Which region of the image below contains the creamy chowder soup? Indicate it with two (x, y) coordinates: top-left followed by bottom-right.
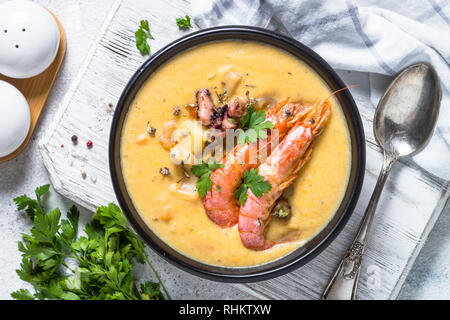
(121, 40), (351, 267)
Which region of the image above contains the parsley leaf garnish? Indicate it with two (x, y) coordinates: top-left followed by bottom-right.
(276, 209), (289, 218)
(135, 19), (154, 55)
(176, 15), (193, 30)
(237, 106), (274, 145)
(234, 168), (272, 205)
(191, 160), (224, 197)
(11, 289), (35, 300)
(11, 185), (170, 300)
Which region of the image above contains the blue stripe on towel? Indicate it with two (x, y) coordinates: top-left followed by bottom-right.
(417, 0), (448, 21)
(298, 10), (351, 34)
(346, 0), (396, 75)
(428, 0), (450, 26)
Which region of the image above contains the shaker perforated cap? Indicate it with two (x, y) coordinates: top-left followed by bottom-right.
(0, 0), (60, 79)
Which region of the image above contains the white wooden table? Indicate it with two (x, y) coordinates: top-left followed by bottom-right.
(0, 0), (449, 300)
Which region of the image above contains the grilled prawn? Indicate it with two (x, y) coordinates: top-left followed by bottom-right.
(238, 99), (331, 250)
(203, 98), (313, 228)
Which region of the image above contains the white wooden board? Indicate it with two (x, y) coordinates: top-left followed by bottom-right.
(39, 0), (449, 300)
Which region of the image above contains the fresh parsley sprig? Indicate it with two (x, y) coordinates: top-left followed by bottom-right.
(191, 160), (224, 197)
(237, 106), (274, 145)
(135, 19), (154, 55)
(234, 168), (272, 205)
(176, 15), (193, 30)
(11, 185), (170, 300)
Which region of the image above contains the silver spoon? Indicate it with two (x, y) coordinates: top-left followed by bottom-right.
(322, 63), (441, 300)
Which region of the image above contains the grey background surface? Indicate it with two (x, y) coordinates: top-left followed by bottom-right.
(0, 0), (448, 299)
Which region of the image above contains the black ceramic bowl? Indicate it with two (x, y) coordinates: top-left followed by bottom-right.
(109, 26), (365, 282)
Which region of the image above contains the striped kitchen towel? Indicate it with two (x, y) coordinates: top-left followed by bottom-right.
(192, 0), (450, 181)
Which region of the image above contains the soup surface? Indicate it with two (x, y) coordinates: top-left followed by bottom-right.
(121, 40), (351, 267)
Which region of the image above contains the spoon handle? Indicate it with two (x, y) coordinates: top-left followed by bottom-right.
(321, 155), (396, 300)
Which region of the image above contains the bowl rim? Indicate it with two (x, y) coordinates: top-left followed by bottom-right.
(109, 25), (366, 283)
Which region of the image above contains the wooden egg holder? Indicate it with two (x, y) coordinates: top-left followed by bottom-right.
(0, 10), (66, 163)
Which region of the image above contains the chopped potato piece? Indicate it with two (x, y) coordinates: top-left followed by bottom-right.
(159, 120), (178, 149)
(169, 181), (199, 201)
(158, 205), (173, 221)
(135, 133), (148, 144)
(170, 120), (210, 165)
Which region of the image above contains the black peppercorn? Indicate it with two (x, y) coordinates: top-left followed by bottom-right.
(159, 167), (170, 176)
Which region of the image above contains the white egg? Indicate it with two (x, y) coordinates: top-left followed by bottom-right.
(0, 0), (60, 79)
(0, 80), (30, 157)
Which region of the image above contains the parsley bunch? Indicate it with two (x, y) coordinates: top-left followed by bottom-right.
(234, 168), (272, 205)
(11, 185), (170, 300)
(237, 106), (274, 145)
(191, 160), (224, 197)
(135, 19), (154, 55)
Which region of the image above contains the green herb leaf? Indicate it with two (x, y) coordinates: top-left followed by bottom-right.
(176, 15), (193, 30)
(60, 205), (79, 243)
(191, 160), (224, 197)
(14, 184), (50, 220)
(238, 106), (274, 145)
(140, 282), (163, 300)
(277, 209), (289, 218)
(12, 185), (170, 300)
(35, 184), (50, 201)
(234, 184), (248, 206)
(11, 289), (35, 300)
(234, 168), (272, 205)
(135, 19), (154, 55)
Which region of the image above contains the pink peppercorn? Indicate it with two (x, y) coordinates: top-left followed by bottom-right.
(86, 140), (93, 148)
